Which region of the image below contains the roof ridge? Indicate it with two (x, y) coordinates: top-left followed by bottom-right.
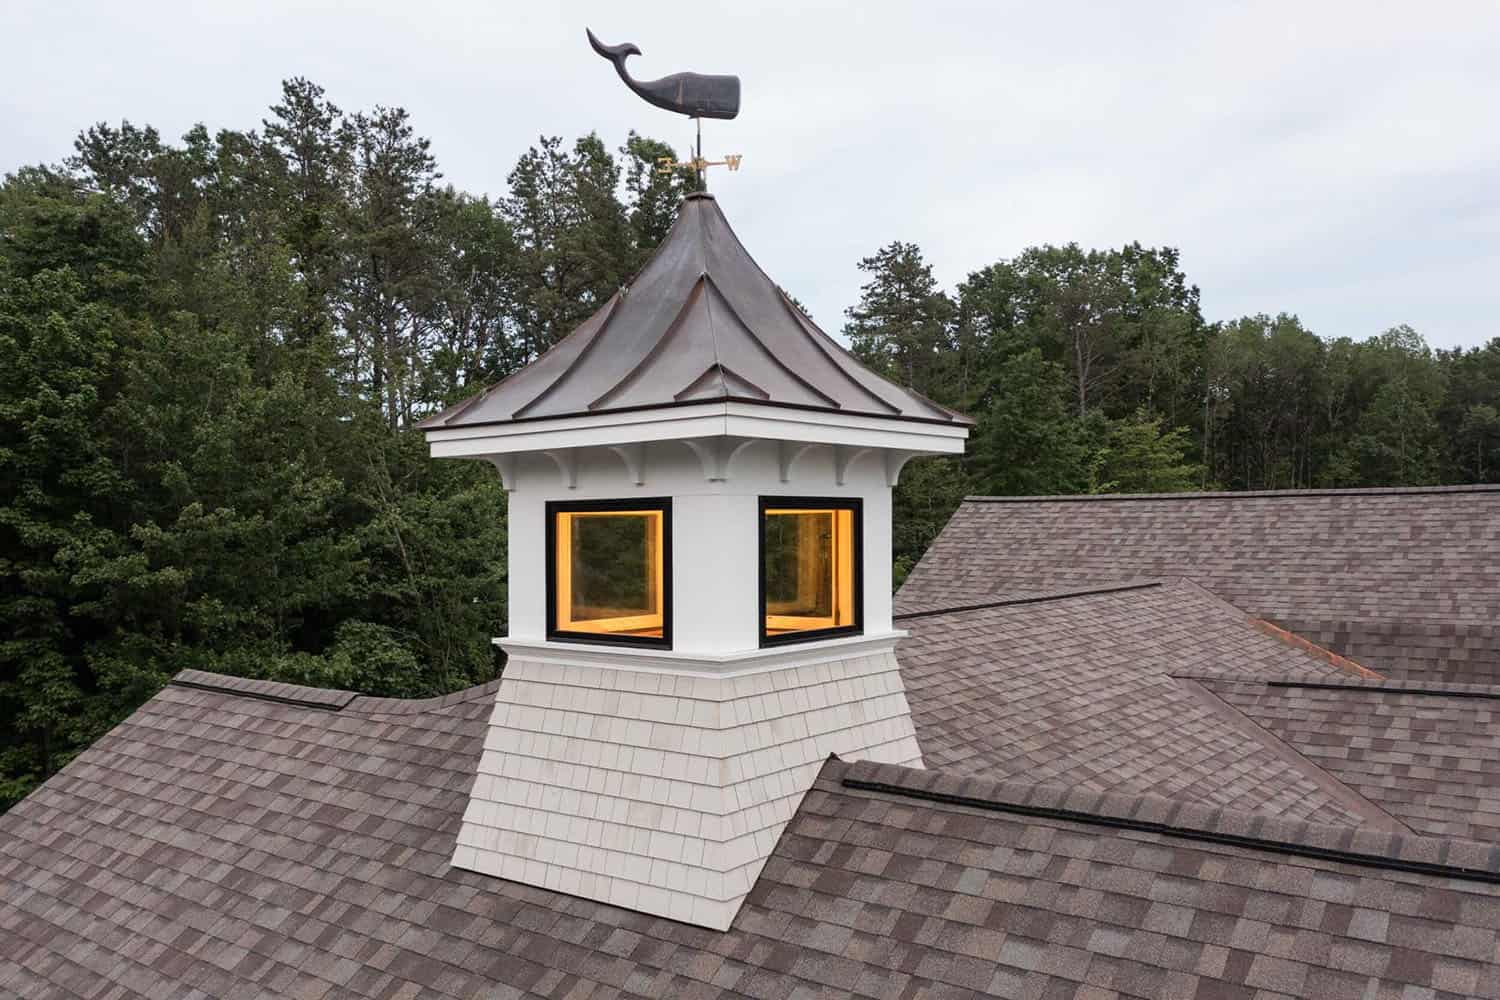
(892, 581), (1164, 620)
(1185, 675), (1500, 700)
(168, 669), (503, 714)
(837, 759), (1500, 883)
(963, 484), (1500, 503)
(170, 669), (357, 709)
(1173, 677), (1411, 833)
(347, 677), (505, 714)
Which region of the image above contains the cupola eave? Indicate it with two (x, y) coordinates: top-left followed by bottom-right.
(419, 192), (972, 457)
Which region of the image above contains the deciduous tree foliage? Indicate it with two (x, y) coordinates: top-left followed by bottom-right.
(1, 81), (1494, 808)
(0, 81), (690, 808)
(844, 241), (1494, 575)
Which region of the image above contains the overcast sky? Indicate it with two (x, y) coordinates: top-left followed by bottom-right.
(4, 2), (1497, 349)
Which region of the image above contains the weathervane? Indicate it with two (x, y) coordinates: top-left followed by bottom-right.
(586, 28), (743, 188)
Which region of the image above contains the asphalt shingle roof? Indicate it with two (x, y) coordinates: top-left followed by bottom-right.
(6, 672), (1500, 1000)
(896, 580), (1390, 827)
(897, 485), (1500, 682)
(6, 483), (1500, 997)
(1196, 676), (1500, 844)
(822, 760), (1500, 1000)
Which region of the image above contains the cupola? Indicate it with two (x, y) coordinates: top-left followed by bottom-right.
(423, 192), (970, 929)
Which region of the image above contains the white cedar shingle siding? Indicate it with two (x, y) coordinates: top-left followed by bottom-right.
(452, 651), (923, 929)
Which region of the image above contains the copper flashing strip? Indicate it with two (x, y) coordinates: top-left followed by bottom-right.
(1247, 619), (1382, 678)
(1175, 678), (1411, 833)
(423, 300), (616, 427)
(673, 363), (770, 402)
(892, 581), (1164, 621)
(782, 296), (962, 422)
(511, 293), (624, 419)
(171, 669), (506, 715)
(774, 295), (904, 415)
(588, 277), (717, 411)
(701, 275), (842, 409)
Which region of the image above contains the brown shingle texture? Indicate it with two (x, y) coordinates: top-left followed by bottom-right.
(818, 759), (1500, 999)
(1197, 677), (1500, 844)
(896, 581), (1379, 825)
(897, 486), (1500, 682)
(6, 674), (1500, 1000)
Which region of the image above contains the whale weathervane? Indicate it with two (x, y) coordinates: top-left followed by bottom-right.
(586, 29), (740, 120)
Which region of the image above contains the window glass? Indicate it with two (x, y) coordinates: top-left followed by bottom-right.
(762, 503), (858, 641)
(553, 506), (666, 641)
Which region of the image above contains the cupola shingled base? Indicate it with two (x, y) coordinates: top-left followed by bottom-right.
(459, 638), (921, 930)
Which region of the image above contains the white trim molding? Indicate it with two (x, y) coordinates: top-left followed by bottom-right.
(426, 401), (968, 460)
(497, 630), (908, 679)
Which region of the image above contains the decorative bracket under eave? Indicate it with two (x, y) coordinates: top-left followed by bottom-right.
(542, 448), (579, 489)
(683, 436), (756, 482)
(487, 455), (517, 492)
(609, 443), (647, 486)
(777, 441), (817, 483)
(833, 446), (872, 486)
(883, 450), (919, 488)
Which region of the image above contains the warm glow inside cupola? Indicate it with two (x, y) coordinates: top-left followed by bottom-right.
(422, 192), (970, 929)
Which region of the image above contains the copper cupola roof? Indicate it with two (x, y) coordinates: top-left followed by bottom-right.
(420, 193), (972, 430)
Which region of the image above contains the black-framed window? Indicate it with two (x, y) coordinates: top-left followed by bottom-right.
(546, 498), (672, 648)
(759, 496), (863, 647)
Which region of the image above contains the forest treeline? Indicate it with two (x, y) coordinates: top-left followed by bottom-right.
(847, 242), (1500, 579)
(2, 79), (1496, 808)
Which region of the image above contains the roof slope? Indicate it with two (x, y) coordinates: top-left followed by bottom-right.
(897, 485), (1500, 682)
(5, 676), (1500, 1000)
(895, 581), (1398, 828)
(816, 760), (1500, 1000)
(421, 193), (969, 430)
(1197, 677), (1500, 844)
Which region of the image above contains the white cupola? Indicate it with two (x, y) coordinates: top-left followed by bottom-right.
(422, 192), (970, 930)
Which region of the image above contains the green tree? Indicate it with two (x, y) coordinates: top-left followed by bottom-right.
(846, 242), (969, 576)
(1203, 314), (1327, 490)
(1437, 338), (1500, 482)
(1456, 404), (1500, 483)
(420, 189), (519, 396)
(621, 131), (699, 251)
(843, 241), (956, 395)
(503, 134), (635, 358)
(0, 265), (132, 801)
(340, 104), (440, 425)
(1327, 326), (1446, 486)
(1086, 410), (1203, 494)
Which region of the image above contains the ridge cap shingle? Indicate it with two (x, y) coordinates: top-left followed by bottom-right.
(962, 483), (1500, 503)
(835, 758), (1500, 882)
(168, 668), (503, 715)
(1185, 673), (1500, 699)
